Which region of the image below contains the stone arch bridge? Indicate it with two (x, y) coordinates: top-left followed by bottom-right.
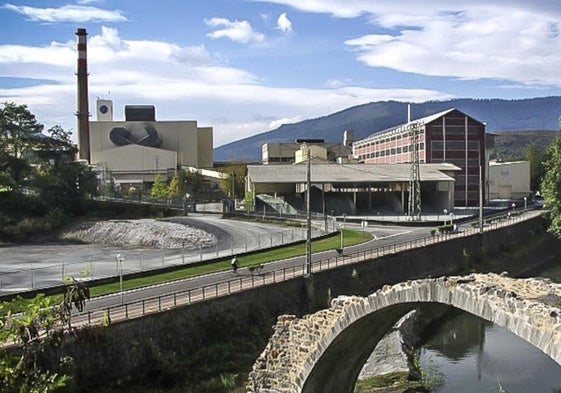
(247, 273), (561, 393)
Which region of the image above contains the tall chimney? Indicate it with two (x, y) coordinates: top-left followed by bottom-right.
(407, 103), (411, 123)
(76, 28), (90, 162)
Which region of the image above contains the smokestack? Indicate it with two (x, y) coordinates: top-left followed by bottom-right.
(407, 103), (411, 123)
(76, 28), (90, 162)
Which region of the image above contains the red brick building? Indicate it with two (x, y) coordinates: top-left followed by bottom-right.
(353, 108), (486, 207)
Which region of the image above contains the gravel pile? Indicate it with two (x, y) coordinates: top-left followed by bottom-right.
(62, 219), (217, 249)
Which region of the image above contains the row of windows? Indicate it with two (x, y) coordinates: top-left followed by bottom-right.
(355, 132), (424, 149)
(358, 143), (425, 159)
(429, 125), (482, 137)
(431, 140), (481, 151)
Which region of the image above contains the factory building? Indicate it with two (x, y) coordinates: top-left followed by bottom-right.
(89, 99), (213, 188)
(262, 131), (355, 164)
(488, 161), (531, 200)
(246, 157), (460, 215)
(74, 28), (213, 193)
(352, 108), (488, 207)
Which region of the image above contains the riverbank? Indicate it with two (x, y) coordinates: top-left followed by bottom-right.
(35, 214), (561, 392)
(355, 228), (561, 393)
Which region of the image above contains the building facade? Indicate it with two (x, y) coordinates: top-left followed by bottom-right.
(353, 108), (486, 207)
(89, 100), (213, 187)
(488, 161), (531, 200)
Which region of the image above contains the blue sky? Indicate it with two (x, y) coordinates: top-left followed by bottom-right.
(1, 0), (560, 147)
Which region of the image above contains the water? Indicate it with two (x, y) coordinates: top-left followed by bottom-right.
(419, 310), (561, 393)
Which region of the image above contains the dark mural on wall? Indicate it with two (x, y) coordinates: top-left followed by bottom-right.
(109, 124), (163, 148)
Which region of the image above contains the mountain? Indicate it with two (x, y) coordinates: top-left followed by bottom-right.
(493, 130), (561, 160)
(213, 96), (561, 162)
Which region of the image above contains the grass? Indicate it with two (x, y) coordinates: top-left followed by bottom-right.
(354, 372), (426, 392)
(88, 228), (371, 297)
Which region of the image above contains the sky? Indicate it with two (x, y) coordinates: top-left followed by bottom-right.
(1, 1), (560, 147)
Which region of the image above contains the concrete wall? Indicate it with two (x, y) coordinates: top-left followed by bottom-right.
(42, 215), (559, 389)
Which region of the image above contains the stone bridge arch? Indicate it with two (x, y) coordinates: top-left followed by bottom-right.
(247, 273), (561, 393)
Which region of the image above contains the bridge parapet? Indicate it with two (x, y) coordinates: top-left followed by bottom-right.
(247, 273), (561, 393)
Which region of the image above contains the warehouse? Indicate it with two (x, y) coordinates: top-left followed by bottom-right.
(246, 161), (460, 215)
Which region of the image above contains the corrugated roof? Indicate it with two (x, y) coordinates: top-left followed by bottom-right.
(362, 108), (457, 141)
(248, 163), (459, 184)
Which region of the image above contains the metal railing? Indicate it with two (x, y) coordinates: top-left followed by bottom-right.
(0, 225), (329, 295)
(71, 212), (533, 327)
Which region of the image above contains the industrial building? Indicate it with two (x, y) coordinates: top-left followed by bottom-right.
(247, 142), (461, 215)
(352, 108), (489, 207)
(89, 100), (213, 188)
(488, 161), (531, 200)
(262, 131), (354, 164)
(74, 28), (213, 193)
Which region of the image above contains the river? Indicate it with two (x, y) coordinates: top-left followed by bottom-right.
(419, 263), (561, 393)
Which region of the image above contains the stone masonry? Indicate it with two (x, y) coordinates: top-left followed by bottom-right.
(247, 273), (561, 393)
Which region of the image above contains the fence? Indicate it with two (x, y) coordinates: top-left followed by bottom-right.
(70, 212), (532, 328)
(0, 225), (329, 295)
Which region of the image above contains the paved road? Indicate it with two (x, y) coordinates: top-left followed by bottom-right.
(0, 214), (324, 293)
(80, 210), (540, 317)
(82, 221), (430, 312)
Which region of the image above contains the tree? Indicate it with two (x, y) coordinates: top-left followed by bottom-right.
(542, 135), (561, 235)
(0, 295), (70, 392)
(168, 172), (182, 198)
(150, 173), (168, 199)
(0, 102), (43, 191)
(185, 170), (204, 200)
(525, 144), (546, 192)
(218, 163), (246, 198)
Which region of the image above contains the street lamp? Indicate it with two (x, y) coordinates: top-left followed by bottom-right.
(449, 212), (454, 227)
(524, 197), (527, 210)
(116, 253), (124, 305)
(443, 209), (448, 226)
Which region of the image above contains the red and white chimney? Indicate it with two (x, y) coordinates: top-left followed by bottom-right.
(76, 28), (90, 162)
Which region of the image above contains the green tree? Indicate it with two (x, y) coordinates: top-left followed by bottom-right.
(151, 173), (168, 199)
(525, 144), (546, 192)
(542, 135), (561, 234)
(185, 170), (203, 200)
(0, 102), (43, 191)
(218, 163), (246, 198)
(0, 295), (71, 392)
(168, 173), (182, 198)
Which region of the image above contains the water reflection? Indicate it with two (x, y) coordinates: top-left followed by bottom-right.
(419, 310), (561, 393)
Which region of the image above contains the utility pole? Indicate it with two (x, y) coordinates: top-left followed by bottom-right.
(306, 145), (312, 276)
(408, 121), (422, 220)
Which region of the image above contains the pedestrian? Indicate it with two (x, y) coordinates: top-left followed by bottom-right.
(231, 255), (239, 272)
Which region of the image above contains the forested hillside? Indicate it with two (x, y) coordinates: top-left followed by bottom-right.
(493, 130), (561, 161)
(214, 96), (561, 161)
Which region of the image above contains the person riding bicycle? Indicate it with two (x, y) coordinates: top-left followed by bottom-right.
(231, 256), (239, 272)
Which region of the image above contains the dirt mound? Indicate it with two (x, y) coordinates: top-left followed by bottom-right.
(62, 219), (217, 249)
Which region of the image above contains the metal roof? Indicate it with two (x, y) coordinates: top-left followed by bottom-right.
(360, 108), (485, 142)
(247, 163), (459, 184)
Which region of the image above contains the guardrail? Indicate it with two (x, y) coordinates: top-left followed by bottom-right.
(71, 212), (534, 327)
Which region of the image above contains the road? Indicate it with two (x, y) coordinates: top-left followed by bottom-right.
(82, 221), (430, 312)
(0, 214), (324, 293)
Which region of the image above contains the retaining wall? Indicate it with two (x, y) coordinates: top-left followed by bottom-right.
(42, 215), (560, 390)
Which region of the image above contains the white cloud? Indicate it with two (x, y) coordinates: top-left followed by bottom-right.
(277, 13), (292, 33)
(0, 25), (453, 147)
(345, 5), (561, 87)
(204, 17), (265, 44)
(257, 1), (561, 88)
(3, 3), (127, 23)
